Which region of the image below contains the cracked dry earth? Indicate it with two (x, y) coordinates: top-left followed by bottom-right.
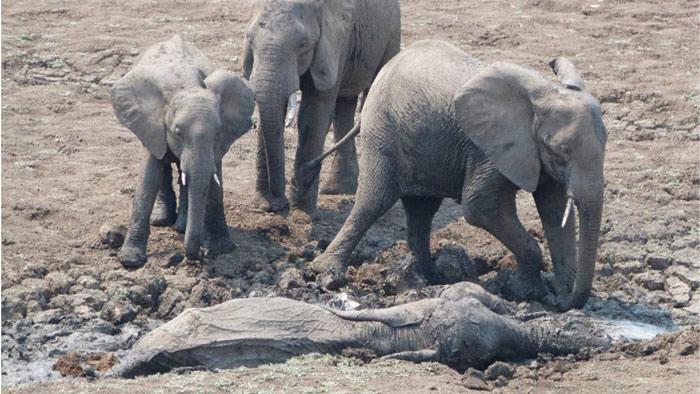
(2, 0), (699, 392)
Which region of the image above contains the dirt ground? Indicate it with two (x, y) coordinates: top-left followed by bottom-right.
(2, 0), (699, 392)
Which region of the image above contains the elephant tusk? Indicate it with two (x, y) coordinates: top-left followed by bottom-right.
(561, 197), (574, 228)
(213, 173), (221, 187)
(285, 91), (300, 128)
(181, 172), (186, 187)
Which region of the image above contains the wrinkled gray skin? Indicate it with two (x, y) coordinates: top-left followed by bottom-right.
(243, 0), (400, 213)
(311, 40), (608, 311)
(112, 35), (255, 267)
(108, 282), (609, 378)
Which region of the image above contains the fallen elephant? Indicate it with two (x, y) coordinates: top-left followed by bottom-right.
(109, 282), (610, 377)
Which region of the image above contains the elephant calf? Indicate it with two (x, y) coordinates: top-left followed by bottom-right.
(111, 35), (255, 268)
(311, 40), (608, 310)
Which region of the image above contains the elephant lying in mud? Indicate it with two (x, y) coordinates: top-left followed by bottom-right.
(309, 40), (608, 310)
(112, 35), (255, 267)
(109, 282), (609, 378)
(243, 0), (401, 214)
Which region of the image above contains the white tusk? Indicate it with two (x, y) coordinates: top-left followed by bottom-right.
(213, 173), (221, 187)
(181, 172), (186, 187)
(285, 91), (300, 127)
(561, 197), (574, 228)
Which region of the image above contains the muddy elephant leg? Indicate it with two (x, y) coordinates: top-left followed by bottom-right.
(290, 79), (339, 214)
(321, 95), (359, 195)
(204, 160), (235, 256)
(118, 151), (164, 268)
(174, 163), (187, 234)
(401, 196), (443, 280)
(462, 167), (546, 301)
(150, 161), (177, 226)
(311, 152), (400, 290)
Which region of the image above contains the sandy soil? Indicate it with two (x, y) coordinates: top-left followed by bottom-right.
(2, 0), (699, 392)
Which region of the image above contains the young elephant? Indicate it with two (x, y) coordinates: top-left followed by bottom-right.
(112, 35), (255, 268)
(311, 40), (607, 311)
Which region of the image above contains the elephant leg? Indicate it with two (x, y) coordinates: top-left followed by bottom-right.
(174, 163), (187, 234)
(401, 196), (443, 280)
(204, 161), (235, 257)
(290, 79), (339, 214)
(118, 151), (164, 268)
(320, 95), (359, 195)
(462, 167), (546, 301)
(150, 161), (177, 227)
(252, 127), (290, 213)
(533, 172), (577, 297)
(311, 152), (400, 290)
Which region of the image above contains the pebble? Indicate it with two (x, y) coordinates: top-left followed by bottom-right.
(665, 276), (691, 307)
(462, 368), (490, 391)
(644, 255), (671, 271)
(99, 223), (126, 249)
(485, 361), (515, 380)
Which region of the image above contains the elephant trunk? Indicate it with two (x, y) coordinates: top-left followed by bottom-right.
(250, 54), (299, 197)
(518, 324), (609, 357)
(559, 174), (604, 310)
(183, 150), (214, 260)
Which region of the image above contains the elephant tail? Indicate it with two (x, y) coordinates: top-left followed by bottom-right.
(301, 119), (362, 173)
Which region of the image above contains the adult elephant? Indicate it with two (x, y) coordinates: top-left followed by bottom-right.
(242, 0), (401, 214)
(310, 40), (608, 311)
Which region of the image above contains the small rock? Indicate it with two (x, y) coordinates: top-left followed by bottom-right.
(433, 246), (477, 284)
(99, 223), (126, 249)
(77, 275), (100, 290)
(45, 271), (74, 295)
(278, 268), (305, 290)
(529, 360), (539, 370)
(615, 260), (644, 275)
(644, 255), (671, 271)
(328, 293), (360, 311)
(462, 368), (490, 391)
(22, 263), (49, 279)
(634, 271), (665, 291)
(494, 375), (509, 387)
(666, 264), (700, 290)
(484, 361), (515, 380)
(550, 360), (572, 374)
(100, 298), (138, 325)
(32, 308), (63, 324)
(665, 276), (691, 307)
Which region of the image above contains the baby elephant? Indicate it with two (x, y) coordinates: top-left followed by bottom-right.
(112, 35), (255, 268)
(311, 40), (607, 311)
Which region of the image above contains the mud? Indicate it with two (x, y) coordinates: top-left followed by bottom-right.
(2, 0), (698, 391)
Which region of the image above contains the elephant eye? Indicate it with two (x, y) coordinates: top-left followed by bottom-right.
(174, 126), (182, 137)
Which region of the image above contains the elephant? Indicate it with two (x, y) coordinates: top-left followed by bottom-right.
(111, 35), (255, 268)
(108, 282), (610, 377)
(309, 40), (608, 311)
(242, 0), (401, 214)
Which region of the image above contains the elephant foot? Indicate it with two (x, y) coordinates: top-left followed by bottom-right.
(150, 201), (177, 227)
(499, 267), (548, 302)
(203, 234), (236, 258)
(117, 244), (147, 269)
(311, 253), (346, 291)
(174, 213), (187, 234)
(252, 192), (289, 213)
(320, 176), (358, 195)
(289, 208), (317, 224)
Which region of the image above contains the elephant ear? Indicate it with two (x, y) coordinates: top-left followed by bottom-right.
(310, 0), (355, 91)
(204, 70), (255, 151)
(111, 66), (167, 159)
(453, 63), (551, 192)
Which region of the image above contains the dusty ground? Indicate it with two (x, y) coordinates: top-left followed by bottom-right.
(2, 0), (699, 392)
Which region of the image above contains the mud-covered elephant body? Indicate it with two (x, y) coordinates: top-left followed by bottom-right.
(243, 0), (401, 213)
(312, 40), (608, 310)
(109, 282), (609, 377)
(112, 35), (255, 267)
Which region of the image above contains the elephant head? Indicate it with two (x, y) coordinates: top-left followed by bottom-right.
(111, 68), (254, 259)
(453, 59), (607, 310)
(242, 0), (354, 194)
